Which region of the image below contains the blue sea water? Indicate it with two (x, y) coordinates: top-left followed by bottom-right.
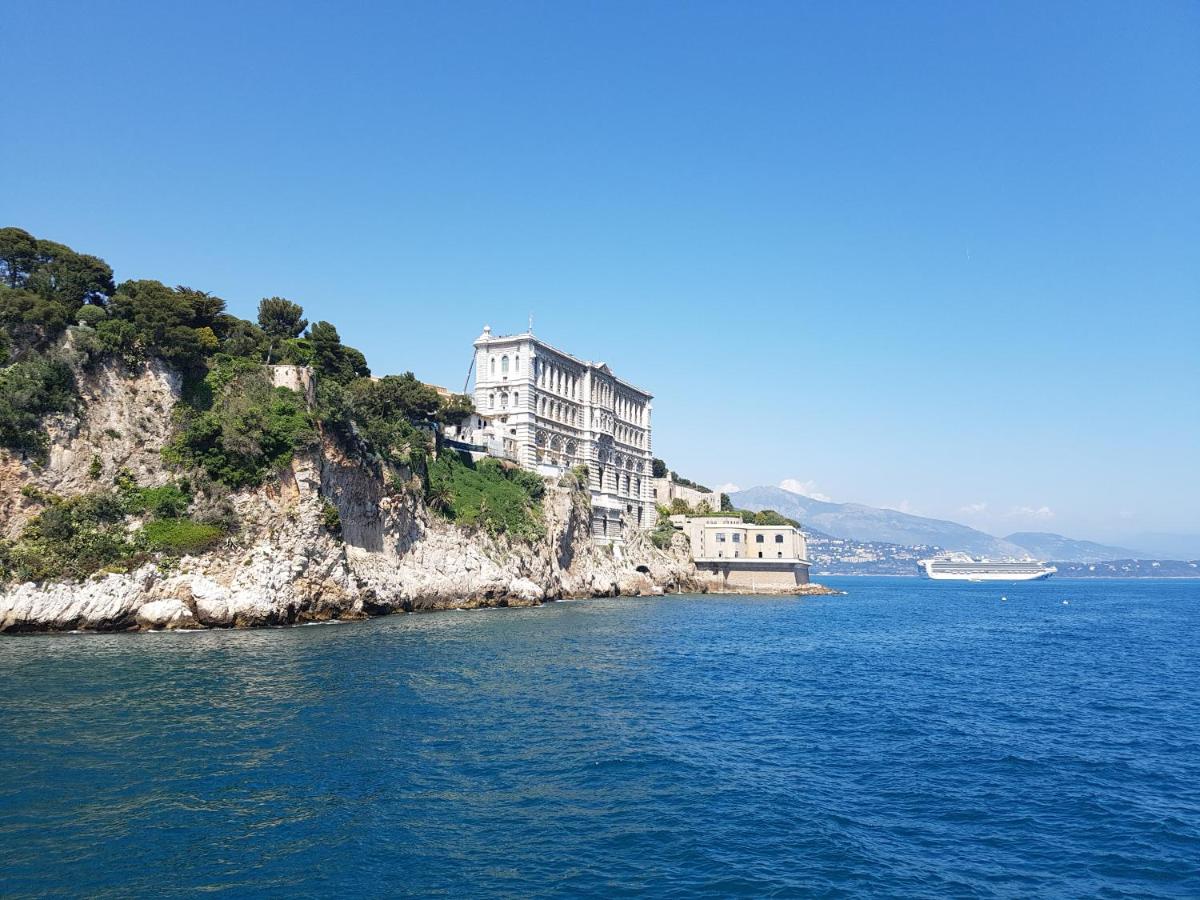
(1, 577), (1198, 898)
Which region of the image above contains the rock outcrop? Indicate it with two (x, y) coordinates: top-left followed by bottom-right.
(0, 361), (702, 633)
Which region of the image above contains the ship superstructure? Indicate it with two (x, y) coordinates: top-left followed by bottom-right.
(918, 552), (1056, 581)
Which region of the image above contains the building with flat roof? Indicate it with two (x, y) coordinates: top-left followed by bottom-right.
(670, 515), (811, 589)
(462, 325), (655, 541)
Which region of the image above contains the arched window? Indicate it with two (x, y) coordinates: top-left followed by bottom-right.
(488, 392), (495, 409)
(756, 534), (764, 543)
(501, 355), (510, 375)
(775, 534), (784, 543)
(514, 354), (520, 372)
(490, 358), (496, 375)
(513, 392), (519, 407)
(500, 392), (508, 409)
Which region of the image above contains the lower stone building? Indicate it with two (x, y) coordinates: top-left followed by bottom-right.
(670, 514), (811, 590)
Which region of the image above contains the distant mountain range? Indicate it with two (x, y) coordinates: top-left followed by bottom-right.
(1002, 532), (1137, 563)
(728, 486), (1193, 564)
(729, 486), (1024, 557)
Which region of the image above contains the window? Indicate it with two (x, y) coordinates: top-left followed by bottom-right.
(488, 392), (495, 409)
(490, 358), (496, 375)
(514, 354), (520, 372)
(775, 534), (784, 543)
(732, 534), (741, 543)
(501, 355), (510, 375)
(513, 392), (519, 407)
(716, 533), (726, 542)
(755, 534), (764, 543)
(758, 552), (763, 558)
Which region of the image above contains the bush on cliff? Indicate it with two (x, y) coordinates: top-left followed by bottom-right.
(344, 373), (438, 466)
(0, 474), (231, 582)
(0, 354), (76, 460)
(0, 491), (137, 582)
(140, 519), (225, 555)
(426, 451), (545, 541)
(169, 362), (316, 489)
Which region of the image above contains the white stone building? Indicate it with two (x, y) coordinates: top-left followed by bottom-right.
(465, 326), (655, 540)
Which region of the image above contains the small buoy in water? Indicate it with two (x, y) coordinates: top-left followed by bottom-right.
(1062, 600), (1070, 605)
(1001, 596), (1007, 602)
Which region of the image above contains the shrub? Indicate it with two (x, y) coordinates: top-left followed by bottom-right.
(426, 451), (545, 541)
(121, 480), (192, 518)
(140, 519), (225, 555)
(321, 501), (342, 534)
(0, 354), (76, 459)
(650, 516), (677, 550)
(1, 491), (135, 581)
(169, 364), (315, 488)
(76, 304), (107, 327)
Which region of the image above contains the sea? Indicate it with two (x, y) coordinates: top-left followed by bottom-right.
(1, 577), (1198, 898)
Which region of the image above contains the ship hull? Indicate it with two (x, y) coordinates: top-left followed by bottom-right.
(922, 569), (1054, 582)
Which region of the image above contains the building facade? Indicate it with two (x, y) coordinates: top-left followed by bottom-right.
(467, 326), (656, 540)
(670, 515), (811, 589)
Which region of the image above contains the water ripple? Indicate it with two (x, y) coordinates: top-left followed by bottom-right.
(1, 579), (1198, 897)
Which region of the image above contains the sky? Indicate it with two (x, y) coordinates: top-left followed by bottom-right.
(4, 1), (1198, 548)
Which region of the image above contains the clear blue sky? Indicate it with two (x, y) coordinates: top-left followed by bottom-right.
(4, 1), (1198, 547)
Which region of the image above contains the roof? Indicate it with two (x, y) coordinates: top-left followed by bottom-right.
(474, 328), (653, 398)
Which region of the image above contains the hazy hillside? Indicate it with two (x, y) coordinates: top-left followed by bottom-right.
(729, 486), (1024, 557)
(1004, 532), (1138, 563)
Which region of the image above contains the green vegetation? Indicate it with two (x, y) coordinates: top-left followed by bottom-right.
(344, 373), (440, 467)
(0, 474), (231, 582)
(321, 501), (342, 534)
(426, 451), (546, 541)
(0, 354), (76, 459)
(740, 508), (800, 527)
(650, 513), (677, 550)
(0, 226), (537, 578)
(169, 360), (316, 488)
(139, 519), (225, 555)
(0, 491), (135, 582)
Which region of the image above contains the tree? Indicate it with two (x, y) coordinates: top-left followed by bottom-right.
(175, 287), (226, 327)
(720, 493), (734, 512)
(99, 280), (209, 367)
(307, 320), (370, 383)
(436, 392), (474, 426)
(257, 297), (307, 339)
(652, 458), (667, 478)
(351, 372), (441, 422)
(0, 228), (38, 289)
(258, 298), (308, 364)
(0, 355), (76, 459)
(23, 240), (114, 310)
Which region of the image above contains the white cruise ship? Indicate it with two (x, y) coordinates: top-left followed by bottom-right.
(918, 552), (1056, 581)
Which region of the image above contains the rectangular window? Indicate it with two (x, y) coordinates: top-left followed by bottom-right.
(755, 534), (764, 543)
(715, 533), (726, 542)
(775, 534), (784, 543)
(732, 534), (741, 543)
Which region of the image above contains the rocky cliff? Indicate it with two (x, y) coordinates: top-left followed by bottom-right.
(0, 361), (700, 633)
